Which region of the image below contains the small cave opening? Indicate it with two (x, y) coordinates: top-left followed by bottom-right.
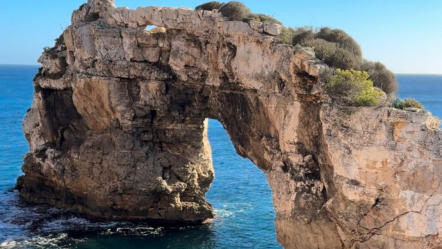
(145, 25), (156, 31)
(205, 119), (280, 248)
(145, 25), (166, 34)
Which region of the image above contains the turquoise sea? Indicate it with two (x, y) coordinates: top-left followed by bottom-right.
(0, 65), (441, 249)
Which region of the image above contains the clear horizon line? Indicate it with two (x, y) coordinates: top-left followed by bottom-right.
(395, 72), (442, 76)
(0, 64), (441, 76)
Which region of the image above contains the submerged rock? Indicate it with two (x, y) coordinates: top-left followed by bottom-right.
(18, 0), (441, 248)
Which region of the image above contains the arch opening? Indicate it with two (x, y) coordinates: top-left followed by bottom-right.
(205, 119), (280, 248)
(145, 25), (166, 34)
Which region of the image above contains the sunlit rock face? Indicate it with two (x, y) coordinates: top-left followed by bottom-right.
(17, 0), (441, 248)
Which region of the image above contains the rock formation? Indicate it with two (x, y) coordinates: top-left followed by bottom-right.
(17, 0), (441, 248)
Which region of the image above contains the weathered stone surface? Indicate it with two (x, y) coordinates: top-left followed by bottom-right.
(248, 19), (263, 32)
(263, 21), (282, 36)
(18, 1), (441, 248)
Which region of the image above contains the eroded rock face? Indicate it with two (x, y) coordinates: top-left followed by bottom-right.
(18, 0), (441, 248)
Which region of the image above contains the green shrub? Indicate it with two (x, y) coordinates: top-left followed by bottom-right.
(289, 27), (397, 96)
(291, 27), (361, 59)
(289, 28), (361, 70)
(353, 87), (384, 106)
(302, 39), (361, 70)
(325, 69), (366, 97)
(361, 61), (398, 95)
(316, 27), (362, 58)
(196, 1), (251, 20)
(219, 1), (251, 21)
(325, 69), (382, 106)
(278, 27), (296, 45)
(302, 39), (336, 60)
(195, 1), (223, 10)
(292, 28), (315, 45)
(392, 98), (423, 110)
(247, 13), (282, 24)
(329, 47), (361, 70)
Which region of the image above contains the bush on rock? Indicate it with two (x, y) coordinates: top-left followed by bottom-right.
(219, 1), (251, 21)
(393, 98), (423, 110)
(361, 61), (398, 95)
(325, 69), (383, 106)
(195, 1), (401, 105)
(195, 1), (223, 11)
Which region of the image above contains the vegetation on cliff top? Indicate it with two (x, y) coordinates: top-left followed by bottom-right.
(196, 1), (282, 24)
(392, 98), (423, 110)
(325, 69), (384, 106)
(196, 1), (401, 107)
(285, 27), (398, 96)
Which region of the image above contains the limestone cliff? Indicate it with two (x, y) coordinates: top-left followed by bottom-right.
(17, 0), (441, 248)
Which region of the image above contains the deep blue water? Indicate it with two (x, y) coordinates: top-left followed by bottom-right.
(0, 66), (441, 248)
(396, 74), (442, 117)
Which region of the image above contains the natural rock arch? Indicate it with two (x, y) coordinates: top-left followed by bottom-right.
(18, 1), (441, 248)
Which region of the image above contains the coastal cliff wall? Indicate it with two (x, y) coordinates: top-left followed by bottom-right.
(17, 0), (441, 248)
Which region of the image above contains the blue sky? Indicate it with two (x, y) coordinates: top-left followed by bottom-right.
(1, 0), (441, 74)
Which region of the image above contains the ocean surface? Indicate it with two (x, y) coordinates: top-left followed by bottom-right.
(0, 65), (441, 249)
